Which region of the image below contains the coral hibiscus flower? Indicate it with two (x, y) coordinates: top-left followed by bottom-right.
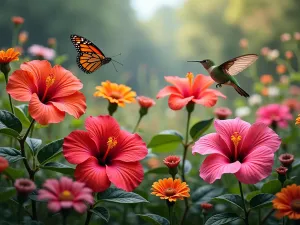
(192, 118), (281, 184)
(63, 115), (148, 192)
(6, 60), (86, 125)
(156, 72), (226, 110)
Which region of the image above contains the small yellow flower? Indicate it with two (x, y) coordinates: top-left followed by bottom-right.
(295, 114), (300, 126)
(0, 48), (20, 64)
(94, 81), (136, 107)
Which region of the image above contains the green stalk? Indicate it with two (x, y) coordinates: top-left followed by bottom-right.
(132, 115), (143, 133)
(238, 181), (249, 225)
(3, 71), (15, 114)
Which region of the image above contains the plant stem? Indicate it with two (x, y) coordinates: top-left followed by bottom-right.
(84, 210), (92, 225)
(260, 209), (275, 225)
(132, 115), (143, 133)
(238, 181), (249, 225)
(18, 204), (22, 224)
(122, 205), (128, 225)
(62, 213), (67, 225)
(4, 72), (15, 114)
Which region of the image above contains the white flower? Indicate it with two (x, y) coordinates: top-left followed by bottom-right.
(267, 49), (279, 61)
(235, 106), (251, 118)
(268, 86), (280, 97)
(248, 94), (262, 106)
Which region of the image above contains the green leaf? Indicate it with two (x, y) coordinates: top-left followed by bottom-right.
(97, 187), (149, 204)
(148, 134), (182, 153)
(0, 187), (16, 202)
(137, 214), (170, 225)
(0, 147), (23, 163)
(4, 167), (25, 179)
(54, 54), (68, 65)
(249, 193), (275, 210)
(192, 185), (224, 204)
(205, 213), (240, 225)
(145, 167), (169, 175)
(246, 191), (261, 202)
(159, 130), (184, 140)
(190, 118), (214, 140)
(261, 180), (281, 194)
(26, 138), (42, 155)
(14, 104), (31, 127)
(213, 194), (244, 211)
(37, 139), (64, 165)
(0, 110), (22, 133)
(0, 128), (20, 138)
(40, 162), (75, 175)
(90, 207), (110, 222)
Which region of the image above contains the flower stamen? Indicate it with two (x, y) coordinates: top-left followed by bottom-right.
(164, 188), (176, 196)
(102, 136), (118, 161)
(41, 74), (55, 102)
(291, 199), (300, 213)
(59, 190), (74, 201)
(186, 72), (194, 88)
(231, 132), (242, 161)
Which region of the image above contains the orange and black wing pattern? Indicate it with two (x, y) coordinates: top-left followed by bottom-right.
(70, 34), (109, 74)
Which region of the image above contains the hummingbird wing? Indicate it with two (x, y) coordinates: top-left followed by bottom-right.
(220, 54), (258, 76)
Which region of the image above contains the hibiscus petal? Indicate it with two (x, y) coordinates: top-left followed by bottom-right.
(29, 93), (65, 125)
(75, 157), (111, 192)
(156, 86), (181, 99)
(192, 74), (214, 97)
(200, 154), (241, 184)
(63, 130), (99, 164)
(235, 146), (274, 184)
(193, 89), (226, 107)
(73, 202), (88, 213)
(84, 115), (120, 151)
(164, 76), (190, 96)
(106, 161), (144, 192)
(168, 95), (194, 110)
(51, 91), (86, 119)
(6, 69), (37, 101)
(192, 133), (231, 157)
(109, 130), (147, 162)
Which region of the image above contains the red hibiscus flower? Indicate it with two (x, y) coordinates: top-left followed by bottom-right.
(63, 115), (148, 192)
(6, 60), (86, 125)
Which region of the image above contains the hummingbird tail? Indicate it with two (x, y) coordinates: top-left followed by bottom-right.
(232, 84), (250, 98)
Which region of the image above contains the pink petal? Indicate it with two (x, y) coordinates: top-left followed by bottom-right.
(43, 179), (60, 194)
(84, 115), (120, 151)
(109, 130), (147, 162)
(168, 95), (194, 110)
(48, 201), (61, 212)
(192, 133), (231, 157)
(156, 86), (181, 99)
(164, 76), (190, 96)
(278, 120), (288, 128)
(73, 202), (88, 213)
(106, 161), (144, 192)
(200, 154), (241, 184)
(60, 177), (73, 191)
(63, 130), (99, 164)
(60, 201), (73, 208)
(235, 146), (274, 184)
(214, 118), (250, 151)
(74, 193), (94, 204)
(75, 157), (111, 192)
(193, 89), (226, 107)
(38, 189), (58, 201)
(71, 181), (86, 196)
(192, 74), (214, 97)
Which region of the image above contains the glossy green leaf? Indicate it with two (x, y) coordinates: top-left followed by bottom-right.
(261, 180), (281, 194)
(159, 130), (183, 140)
(249, 193), (275, 210)
(0, 187), (16, 202)
(148, 134), (182, 153)
(246, 191), (261, 202)
(190, 118), (214, 140)
(192, 185), (224, 204)
(26, 138), (42, 155)
(14, 104), (31, 127)
(137, 213), (170, 225)
(0, 147), (23, 163)
(145, 167), (169, 175)
(97, 187), (148, 204)
(4, 167), (25, 179)
(205, 213), (240, 225)
(40, 162), (75, 175)
(90, 207), (110, 222)
(37, 139), (64, 165)
(0, 110), (22, 133)
(0, 128), (20, 138)
(213, 194), (244, 211)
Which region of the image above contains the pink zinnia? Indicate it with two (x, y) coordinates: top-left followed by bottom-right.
(63, 115), (148, 192)
(38, 177), (94, 213)
(28, 44), (55, 60)
(192, 118), (281, 184)
(256, 104), (293, 128)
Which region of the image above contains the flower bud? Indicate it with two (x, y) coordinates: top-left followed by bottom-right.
(285, 51), (293, 60)
(14, 178), (36, 204)
(18, 31), (28, 44)
(48, 38), (57, 48)
(163, 155), (181, 179)
(279, 153), (294, 167)
(276, 166), (288, 184)
(276, 64), (287, 75)
(260, 47), (270, 56)
(239, 38), (248, 49)
(260, 74), (273, 85)
(294, 32), (300, 41)
(200, 202), (213, 214)
(0, 157), (9, 173)
(214, 107), (232, 120)
(11, 16), (24, 26)
(280, 33), (291, 42)
(137, 96), (155, 117)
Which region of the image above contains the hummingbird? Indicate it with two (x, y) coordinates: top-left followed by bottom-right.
(188, 54), (259, 97)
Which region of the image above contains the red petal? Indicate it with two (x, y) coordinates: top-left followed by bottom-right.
(192, 74), (214, 97)
(164, 76), (190, 96)
(29, 93), (65, 125)
(75, 157), (111, 192)
(63, 130), (99, 164)
(106, 161), (144, 192)
(156, 86), (181, 99)
(51, 91), (86, 119)
(192, 89), (226, 107)
(168, 95), (194, 110)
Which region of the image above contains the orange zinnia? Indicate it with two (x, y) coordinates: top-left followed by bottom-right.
(260, 74), (273, 84)
(276, 64), (287, 74)
(273, 184), (300, 220)
(295, 114), (300, 126)
(6, 60), (86, 125)
(0, 48), (20, 64)
(151, 178), (190, 202)
(94, 80), (136, 106)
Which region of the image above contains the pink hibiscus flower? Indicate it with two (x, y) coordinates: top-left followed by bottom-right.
(192, 118), (281, 184)
(38, 177), (93, 213)
(256, 104), (293, 128)
(63, 115), (148, 192)
(156, 72), (226, 110)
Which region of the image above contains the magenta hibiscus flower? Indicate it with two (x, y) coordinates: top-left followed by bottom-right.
(63, 115), (148, 192)
(192, 118), (281, 184)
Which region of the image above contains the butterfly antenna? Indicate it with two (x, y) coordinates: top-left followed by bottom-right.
(111, 61), (118, 72)
(110, 53), (122, 58)
(111, 59), (123, 66)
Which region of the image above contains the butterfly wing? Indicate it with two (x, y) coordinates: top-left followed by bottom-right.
(220, 54), (259, 76)
(70, 34), (106, 74)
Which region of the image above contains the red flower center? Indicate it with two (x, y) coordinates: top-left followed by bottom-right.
(291, 199), (300, 213)
(110, 91), (122, 99)
(231, 132), (242, 161)
(100, 136), (118, 164)
(41, 74), (55, 102)
(59, 190), (74, 201)
(164, 188), (176, 196)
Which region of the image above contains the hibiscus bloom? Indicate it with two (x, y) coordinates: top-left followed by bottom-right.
(192, 118), (281, 184)
(256, 104), (293, 128)
(6, 60), (86, 125)
(63, 115), (148, 192)
(156, 72), (226, 110)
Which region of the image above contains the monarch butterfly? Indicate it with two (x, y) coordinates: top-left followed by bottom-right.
(70, 34), (122, 74)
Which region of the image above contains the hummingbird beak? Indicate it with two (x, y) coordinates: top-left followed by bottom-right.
(187, 60), (203, 63)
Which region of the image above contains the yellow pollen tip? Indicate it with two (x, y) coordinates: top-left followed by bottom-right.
(46, 74), (55, 87)
(107, 136), (117, 149)
(59, 190), (73, 201)
(231, 132), (242, 147)
(186, 72), (194, 87)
